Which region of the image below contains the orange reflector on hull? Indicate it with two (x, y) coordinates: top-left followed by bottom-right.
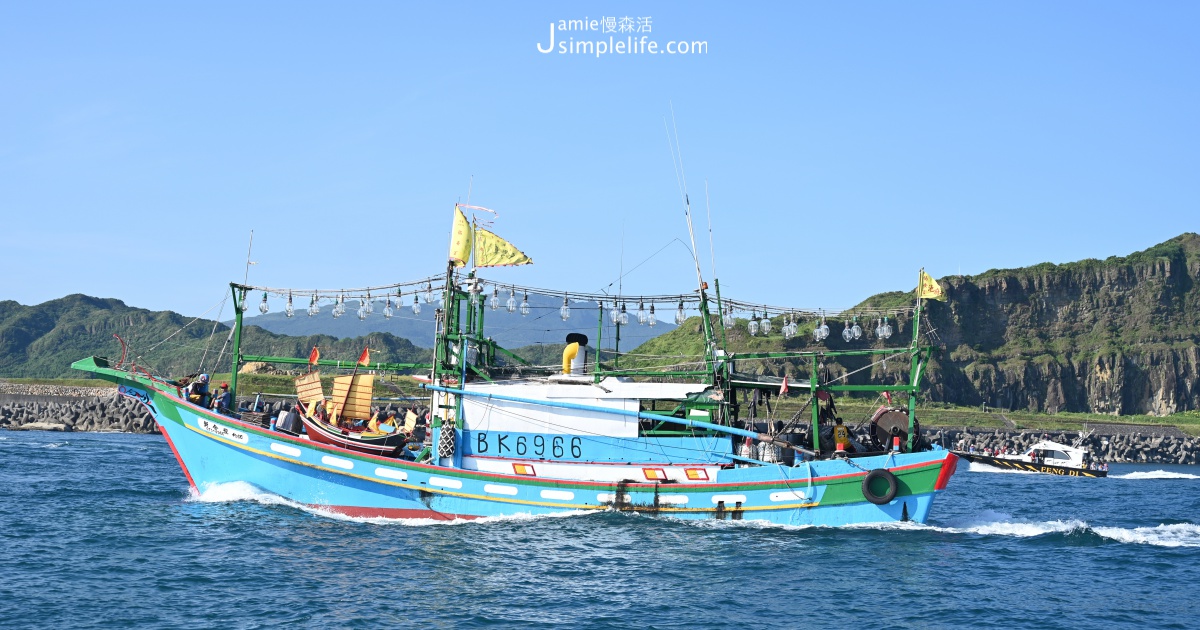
(643, 468), (667, 480)
(513, 463), (536, 476)
(685, 468), (709, 481)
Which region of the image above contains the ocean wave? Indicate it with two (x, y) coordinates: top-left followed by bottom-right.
(1091, 523), (1200, 547)
(1111, 470), (1200, 480)
(39, 441), (70, 449)
(941, 513), (1200, 547)
(189, 481), (298, 507)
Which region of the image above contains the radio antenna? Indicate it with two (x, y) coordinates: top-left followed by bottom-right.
(664, 103), (704, 292)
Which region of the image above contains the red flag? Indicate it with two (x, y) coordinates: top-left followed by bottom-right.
(357, 346), (370, 366)
(308, 346), (320, 365)
(779, 375), (789, 396)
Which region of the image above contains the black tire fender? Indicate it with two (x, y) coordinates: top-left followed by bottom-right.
(862, 469), (899, 505)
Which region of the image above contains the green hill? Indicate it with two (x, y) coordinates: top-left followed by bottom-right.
(0, 294), (430, 379)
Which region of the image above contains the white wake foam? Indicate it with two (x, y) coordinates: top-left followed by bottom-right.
(189, 481), (297, 507)
(1091, 523), (1200, 547)
(1111, 470), (1200, 480)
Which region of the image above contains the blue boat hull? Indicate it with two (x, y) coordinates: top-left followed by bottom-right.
(119, 377), (958, 526)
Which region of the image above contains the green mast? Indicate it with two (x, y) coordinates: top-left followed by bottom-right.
(908, 269), (926, 451)
(229, 283), (246, 399)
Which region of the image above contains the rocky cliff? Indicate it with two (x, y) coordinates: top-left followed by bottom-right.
(922, 233), (1200, 415)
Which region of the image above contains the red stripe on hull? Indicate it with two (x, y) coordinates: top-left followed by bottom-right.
(934, 453), (959, 490)
(158, 423), (198, 492)
(307, 504), (480, 521)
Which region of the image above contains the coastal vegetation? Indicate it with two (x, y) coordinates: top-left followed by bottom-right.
(2, 234), (1198, 429)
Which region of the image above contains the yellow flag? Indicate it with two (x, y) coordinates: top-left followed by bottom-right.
(448, 207), (473, 267)
(474, 227), (533, 267)
(917, 269), (946, 301)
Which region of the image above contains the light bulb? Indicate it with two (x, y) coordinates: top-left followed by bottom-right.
(609, 302), (620, 325)
(520, 292), (530, 316)
(619, 303), (629, 326)
(883, 317), (893, 339)
(258, 292), (269, 315)
(748, 316), (759, 337)
(722, 306), (734, 328)
(424, 282), (433, 304)
(819, 319), (830, 340)
(412, 295), (421, 315)
(357, 306), (367, 320)
(760, 312), (772, 335)
(365, 293), (374, 314)
(637, 301), (647, 325)
(851, 321), (862, 340)
(285, 293), (294, 318)
(560, 296), (571, 321)
(648, 304), (657, 327)
(334, 295), (345, 318)
(842, 321), (853, 342)
(675, 301), (686, 326)
(506, 289), (517, 313)
(308, 294), (319, 317)
(490, 288), (499, 311)
(384, 297), (393, 319)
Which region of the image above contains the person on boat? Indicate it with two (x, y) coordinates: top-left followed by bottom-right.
(277, 405), (303, 433)
(211, 383), (233, 415)
(833, 417), (853, 452)
(188, 374), (210, 407)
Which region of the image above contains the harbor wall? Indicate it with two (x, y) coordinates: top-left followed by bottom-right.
(2, 384), (1197, 464)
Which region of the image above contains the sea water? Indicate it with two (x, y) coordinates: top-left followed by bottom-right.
(2, 432), (1198, 629)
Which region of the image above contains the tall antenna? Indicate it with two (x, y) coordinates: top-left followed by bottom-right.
(618, 222), (625, 300)
(664, 103), (705, 292)
(242, 230), (257, 285)
(704, 179), (717, 280)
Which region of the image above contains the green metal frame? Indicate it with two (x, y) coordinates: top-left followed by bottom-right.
(226, 265), (936, 456)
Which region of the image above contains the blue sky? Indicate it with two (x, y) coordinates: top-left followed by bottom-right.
(2, 2), (1196, 320)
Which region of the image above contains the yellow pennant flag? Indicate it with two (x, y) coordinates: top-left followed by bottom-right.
(474, 227), (533, 267)
(917, 269), (946, 301)
(448, 206), (473, 267)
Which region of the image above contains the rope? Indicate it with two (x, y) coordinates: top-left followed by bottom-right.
(144, 296), (229, 354)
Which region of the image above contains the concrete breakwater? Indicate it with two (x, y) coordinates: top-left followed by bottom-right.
(3, 383), (1197, 465)
(928, 427), (1199, 465)
(0, 383), (156, 433)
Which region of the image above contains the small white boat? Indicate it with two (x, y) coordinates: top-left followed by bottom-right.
(956, 440), (1107, 477)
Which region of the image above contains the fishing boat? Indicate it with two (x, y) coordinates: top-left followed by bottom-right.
(956, 440), (1108, 477)
(73, 203), (959, 525)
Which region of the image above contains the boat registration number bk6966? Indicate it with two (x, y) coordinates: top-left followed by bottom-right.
(474, 432), (584, 459)
(199, 419), (249, 444)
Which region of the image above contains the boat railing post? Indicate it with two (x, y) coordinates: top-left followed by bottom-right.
(810, 358), (821, 453)
(594, 301), (603, 383)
